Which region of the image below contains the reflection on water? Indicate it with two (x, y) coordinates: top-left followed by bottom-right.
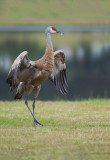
(0, 32), (110, 100)
(0, 54), (11, 71)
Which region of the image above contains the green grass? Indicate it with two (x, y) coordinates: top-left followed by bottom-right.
(1, 0), (110, 25)
(0, 99), (110, 160)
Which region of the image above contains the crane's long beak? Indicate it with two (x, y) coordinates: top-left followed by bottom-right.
(56, 30), (64, 35)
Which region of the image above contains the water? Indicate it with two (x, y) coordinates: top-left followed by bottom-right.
(0, 32), (110, 100)
(1, 26), (110, 33)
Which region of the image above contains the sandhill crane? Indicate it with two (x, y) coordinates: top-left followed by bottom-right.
(7, 26), (68, 126)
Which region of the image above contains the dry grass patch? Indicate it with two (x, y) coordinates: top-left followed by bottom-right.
(0, 99), (110, 160)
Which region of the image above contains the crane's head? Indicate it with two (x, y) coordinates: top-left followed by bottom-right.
(45, 26), (64, 35)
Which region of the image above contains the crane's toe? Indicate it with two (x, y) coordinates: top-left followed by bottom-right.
(34, 118), (43, 126)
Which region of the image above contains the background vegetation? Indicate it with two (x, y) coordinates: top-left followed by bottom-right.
(0, 0), (110, 26)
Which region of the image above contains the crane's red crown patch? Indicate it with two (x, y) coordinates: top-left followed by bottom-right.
(52, 27), (56, 31)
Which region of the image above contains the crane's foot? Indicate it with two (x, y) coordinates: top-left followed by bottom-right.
(34, 118), (43, 126)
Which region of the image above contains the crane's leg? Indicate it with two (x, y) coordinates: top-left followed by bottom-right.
(25, 96), (43, 126)
(32, 85), (42, 126)
(32, 98), (36, 126)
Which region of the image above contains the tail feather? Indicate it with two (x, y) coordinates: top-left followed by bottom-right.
(6, 69), (17, 92)
(14, 92), (23, 100)
(14, 82), (24, 100)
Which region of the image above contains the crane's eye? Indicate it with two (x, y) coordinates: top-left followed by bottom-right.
(52, 27), (56, 31)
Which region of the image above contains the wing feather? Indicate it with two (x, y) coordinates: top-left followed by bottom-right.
(60, 71), (67, 93)
(50, 50), (68, 94)
(6, 51), (36, 92)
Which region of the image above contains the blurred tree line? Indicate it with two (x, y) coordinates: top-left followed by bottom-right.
(0, 33), (110, 100)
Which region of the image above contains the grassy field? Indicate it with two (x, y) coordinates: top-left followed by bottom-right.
(0, 99), (110, 160)
(1, 0), (110, 25)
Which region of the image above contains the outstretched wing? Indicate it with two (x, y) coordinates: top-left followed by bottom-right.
(50, 50), (68, 94)
(6, 51), (36, 92)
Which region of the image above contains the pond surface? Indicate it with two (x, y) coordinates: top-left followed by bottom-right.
(0, 32), (110, 100)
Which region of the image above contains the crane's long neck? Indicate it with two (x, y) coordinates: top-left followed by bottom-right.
(42, 31), (54, 73)
(45, 32), (53, 49)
